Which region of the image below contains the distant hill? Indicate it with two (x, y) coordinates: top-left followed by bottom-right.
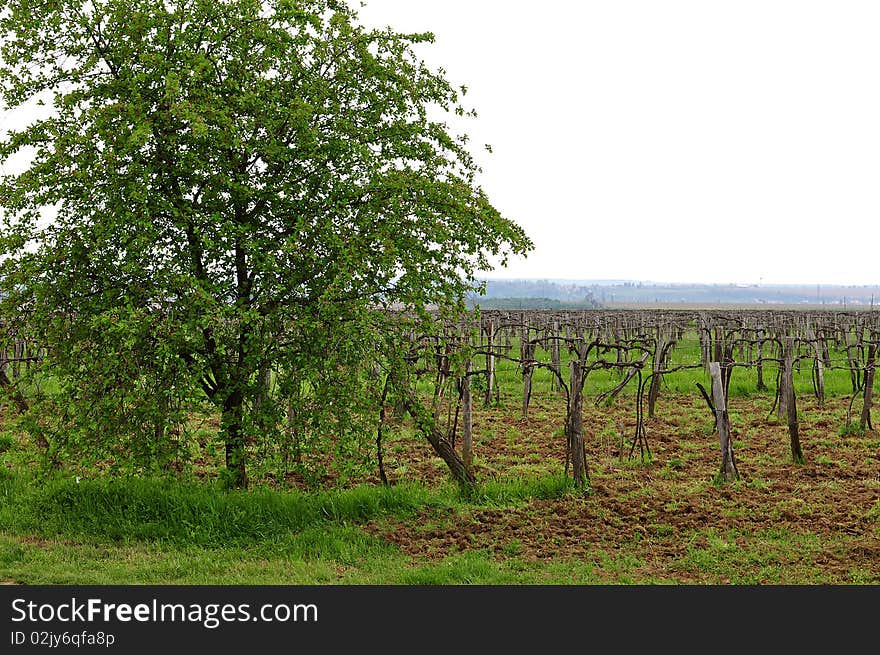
(583, 281), (880, 307)
(468, 279), (880, 308)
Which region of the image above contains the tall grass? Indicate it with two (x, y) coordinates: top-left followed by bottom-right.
(0, 472), (436, 547)
(0, 469), (573, 549)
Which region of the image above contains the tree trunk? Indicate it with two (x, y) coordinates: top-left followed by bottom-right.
(0, 366), (30, 415)
(221, 388), (248, 489)
(376, 375), (390, 485)
(813, 357), (825, 405)
(400, 383), (475, 489)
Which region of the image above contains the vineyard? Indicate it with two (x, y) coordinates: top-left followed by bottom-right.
(2, 308), (880, 584)
(388, 308), (879, 484)
(3, 307), (880, 486)
(370, 308), (880, 582)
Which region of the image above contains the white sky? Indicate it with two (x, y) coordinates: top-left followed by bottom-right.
(2, 2), (878, 286)
(356, 0), (880, 286)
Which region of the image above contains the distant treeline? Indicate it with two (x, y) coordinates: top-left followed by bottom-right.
(466, 297), (601, 310)
(468, 279), (600, 309)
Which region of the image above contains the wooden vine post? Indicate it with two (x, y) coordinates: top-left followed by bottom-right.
(784, 337), (805, 464)
(709, 362), (738, 481)
(698, 314), (710, 371)
(484, 320), (496, 407)
(756, 329), (767, 392)
(567, 356), (588, 487)
(860, 341), (875, 432)
(806, 326), (825, 405)
(776, 335), (788, 421)
(647, 325), (668, 418)
(550, 320), (562, 393)
(845, 326), (859, 394)
(521, 329), (536, 419)
(461, 360), (474, 475)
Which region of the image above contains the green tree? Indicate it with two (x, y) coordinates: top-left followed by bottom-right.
(0, 0), (531, 487)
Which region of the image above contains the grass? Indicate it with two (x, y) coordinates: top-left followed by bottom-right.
(677, 528), (831, 584)
(8, 448), (872, 584)
(1, 474), (437, 547)
(0, 467), (582, 584)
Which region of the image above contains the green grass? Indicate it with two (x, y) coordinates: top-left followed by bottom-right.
(0, 432), (17, 454)
(0, 529), (399, 585)
(0, 472), (440, 548)
(471, 474), (574, 504)
(0, 468), (582, 584)
(1, 469), (574, 541)
(677, 528), (834, 584)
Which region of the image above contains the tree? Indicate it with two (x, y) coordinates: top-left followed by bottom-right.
(0, 0), (531, 487)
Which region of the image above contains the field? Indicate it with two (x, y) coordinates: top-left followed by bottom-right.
(2, 320), (880, 585)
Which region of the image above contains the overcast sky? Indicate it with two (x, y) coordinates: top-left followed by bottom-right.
(356, 0), (880, 286)
(2, 2), (878, 286)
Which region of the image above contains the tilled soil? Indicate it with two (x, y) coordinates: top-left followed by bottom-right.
(366, 392), (880, 583)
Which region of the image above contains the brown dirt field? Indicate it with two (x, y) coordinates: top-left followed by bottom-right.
(367, 392), (880, 583)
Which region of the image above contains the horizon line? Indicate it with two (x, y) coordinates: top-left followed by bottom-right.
(475, 277), (880, 287)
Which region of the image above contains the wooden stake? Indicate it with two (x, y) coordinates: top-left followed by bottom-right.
(860, 342), (875, 432)
(784, 337), (805, 464)
(568, 358), (588, 486)
(462, 361), (473, 474)
(709, 362), (738, 481)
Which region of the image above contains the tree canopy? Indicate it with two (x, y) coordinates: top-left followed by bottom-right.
(0, 0), (532, 487)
